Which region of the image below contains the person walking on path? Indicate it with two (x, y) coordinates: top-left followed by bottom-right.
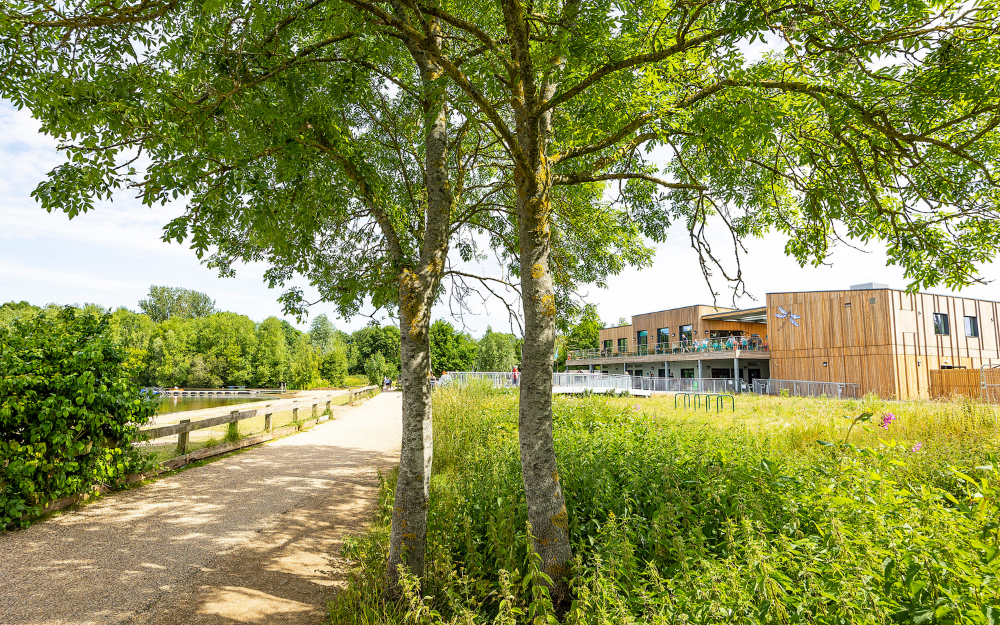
(512, 365), (520, 387)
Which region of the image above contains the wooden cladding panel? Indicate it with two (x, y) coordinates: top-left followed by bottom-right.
(599, 325), (633, 346)
(929, 369), (982, 399)
(598, 305), (766, 347)
(768, 289), (1000, 399)
(768, 289), (894, 353)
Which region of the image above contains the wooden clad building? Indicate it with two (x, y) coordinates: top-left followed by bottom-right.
(767, 287), (1000, 398)
(578, 285), (1000, 399)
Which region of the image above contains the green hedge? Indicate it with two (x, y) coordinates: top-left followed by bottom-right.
(1, 308), (156, 528)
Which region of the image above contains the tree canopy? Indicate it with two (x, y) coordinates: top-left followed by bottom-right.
(137, 286), (216, 323)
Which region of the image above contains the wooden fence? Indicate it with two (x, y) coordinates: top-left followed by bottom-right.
(929, 369), (982, 400)
(26, 390), (384, 521)
(348, 385), (379, 405)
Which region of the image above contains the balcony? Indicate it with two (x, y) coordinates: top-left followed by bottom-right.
(568, 337), (769, 362)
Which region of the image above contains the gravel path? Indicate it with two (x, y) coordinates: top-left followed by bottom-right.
(0, 391), (402, 625)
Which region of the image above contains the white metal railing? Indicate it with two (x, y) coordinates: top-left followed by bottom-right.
(752, 378), (859, 399)
(439, 372), (634, 393)
(628, 376), (747, 393)
(982, 364), (1000, 402)
(552, 372), (632, 392)
(442, 372), (760, 394)
(569, 337), (768, 361)
(439, 372), (515, 387)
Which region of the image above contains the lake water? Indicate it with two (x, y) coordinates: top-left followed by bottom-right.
(156, 395), (266, 414)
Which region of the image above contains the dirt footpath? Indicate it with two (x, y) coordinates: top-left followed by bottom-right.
(0, 391), (402, 625)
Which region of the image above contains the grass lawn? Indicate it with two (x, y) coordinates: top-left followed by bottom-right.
(332, 385), (1000, 624)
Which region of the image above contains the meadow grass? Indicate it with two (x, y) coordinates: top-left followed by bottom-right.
(331, 386), (1000, 624)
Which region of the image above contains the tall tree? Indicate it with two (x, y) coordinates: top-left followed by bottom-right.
(254, 317), (291, 388)
(137, 286), (216, 323)
(316, 0), (1000, 602)
(474, 329), (518, 372)
(309, 314), (338, 356)
(429, 319), (477, 375)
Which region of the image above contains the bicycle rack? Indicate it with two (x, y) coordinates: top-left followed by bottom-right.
(705, 393), (735, 413)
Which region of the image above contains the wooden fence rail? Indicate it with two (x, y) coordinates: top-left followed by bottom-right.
(348, 385), (379, 405)
(25, 390), (380, 522)
(139, 409), (259, 440)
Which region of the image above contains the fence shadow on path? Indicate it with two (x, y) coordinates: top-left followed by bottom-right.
(0, 393), (402, 625)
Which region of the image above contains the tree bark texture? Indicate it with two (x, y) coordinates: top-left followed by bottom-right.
(514, 108), (573, 604)
(385, 18), (451, 592)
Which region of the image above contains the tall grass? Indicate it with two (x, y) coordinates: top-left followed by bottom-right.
(332, 388), (1000, 624)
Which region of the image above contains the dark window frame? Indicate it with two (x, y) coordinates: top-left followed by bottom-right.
(617, 338), (627, 352)
(933, 313), (950, 335)
(657, 327), (669, 344)
(965, 315), (979, 338)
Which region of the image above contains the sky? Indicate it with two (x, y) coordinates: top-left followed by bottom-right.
(2, 101), (999, 336)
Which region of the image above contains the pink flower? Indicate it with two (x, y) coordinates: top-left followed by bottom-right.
(879, 412), (896, 430)
(910, 442), (923, 452)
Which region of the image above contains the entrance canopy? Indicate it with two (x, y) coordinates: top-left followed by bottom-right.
(700, 307), (768, 324)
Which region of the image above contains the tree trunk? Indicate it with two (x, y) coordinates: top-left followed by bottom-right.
(515, 116), (573, 604)
(386, 288), (434, 588)
(385, 19), (451, 592)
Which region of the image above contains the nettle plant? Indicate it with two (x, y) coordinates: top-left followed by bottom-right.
(0, 309), (156, 528)
(808, 412), (1000, 620)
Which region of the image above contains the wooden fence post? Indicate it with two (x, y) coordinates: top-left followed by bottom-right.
(349, 389), (355, 406)
(311, 403), (318, 418)
(176, 419), (191, 455)
(325, 399), (331, 413)
(228, 410), (239, 440)
(264, 411), (273, 433)
(292, 402), (299, 421)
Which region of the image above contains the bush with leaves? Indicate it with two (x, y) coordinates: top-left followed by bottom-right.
(365, 353), (398, 387)
(320, 342), (349, 387)
(0, 309), (156, 528)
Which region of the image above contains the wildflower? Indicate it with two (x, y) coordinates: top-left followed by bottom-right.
(910, 442), (923, 452)
(632, 404), (641, 412)
(879, 412), (896, 430)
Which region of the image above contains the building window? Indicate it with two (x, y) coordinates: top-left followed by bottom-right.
(679, 324), (693, 342)
(657, 327), (669, 344)
(680, 368), (695, 378)
(933, 313), (950, 335)
(603, 339), (612, 351)
(617, 338), (627, 352)
(637, 330), (647, 347)
(965, 316), (979, 338)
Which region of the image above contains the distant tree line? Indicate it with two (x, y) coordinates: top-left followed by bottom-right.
(0, 287), (534, 389)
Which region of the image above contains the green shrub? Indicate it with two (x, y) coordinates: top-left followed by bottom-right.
(333, 389), (1000, 624)
(365, 352), (397, 386)
(0, 308), (156, 528)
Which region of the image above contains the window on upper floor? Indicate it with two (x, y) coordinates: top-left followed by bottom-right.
(965, 316), (979, 338)
(657, 327), (669, 344)
(679, 325), (693, 342)
(617, 338), (627, 352)
(933, 313), (950, 335)
(637, 330), (648, 346)
(603, 339), (612, 351)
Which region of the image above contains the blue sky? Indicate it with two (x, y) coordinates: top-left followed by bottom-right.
(2, 102), (998, 335)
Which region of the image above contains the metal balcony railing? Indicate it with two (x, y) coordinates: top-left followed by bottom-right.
(568, 337), (768, 361)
